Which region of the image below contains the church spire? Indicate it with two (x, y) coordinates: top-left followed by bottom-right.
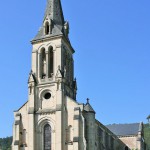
(44, 0), (64, 26)
(32, 0), (68, 42)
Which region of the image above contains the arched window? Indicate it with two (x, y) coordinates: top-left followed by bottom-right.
(48, 46), (54, 78)
(41, 48), (46, 79)
(125, 146), (128, 150)
(44, 124), (51, 150)
(45, 22), (50, 35)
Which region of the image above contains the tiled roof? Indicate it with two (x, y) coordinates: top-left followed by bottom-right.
(106, 123), (141, 136)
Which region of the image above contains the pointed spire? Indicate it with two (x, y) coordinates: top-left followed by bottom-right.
(44, 0), (64, 26)
(32, 0), (66, 42)
(28, 70), (36, 83)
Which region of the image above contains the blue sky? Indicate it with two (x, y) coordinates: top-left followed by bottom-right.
(0, 0), (150, 137)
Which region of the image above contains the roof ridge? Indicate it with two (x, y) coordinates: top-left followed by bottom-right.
(107, 123), (140, 125)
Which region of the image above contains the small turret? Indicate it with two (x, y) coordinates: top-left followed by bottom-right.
(28, 70), (36, 95)
(83, 98), (96, 150)
(28, 70), (36, 114)
(84, 98), (95, 114)
(28, 70), (36, 84)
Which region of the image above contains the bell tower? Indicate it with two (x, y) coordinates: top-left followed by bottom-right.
(31, 0), (76, 99)
(28, 0), (77, 149)
(12, 0), (78, 150)
(29, 0), (77, 112)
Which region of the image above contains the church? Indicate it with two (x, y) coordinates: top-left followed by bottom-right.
(12, 0), (146, 150)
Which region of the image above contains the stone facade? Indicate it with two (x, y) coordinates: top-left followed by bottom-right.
(12, 0), (145, 150)
(120, 136), (141, 150)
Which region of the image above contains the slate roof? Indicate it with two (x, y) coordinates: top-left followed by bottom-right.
(106, 123), (141, 136)
(32, 0), (65, 41)
(33, 25), (63, 41)
(44, 0), (64, 26)
(84, 99), (95, 113)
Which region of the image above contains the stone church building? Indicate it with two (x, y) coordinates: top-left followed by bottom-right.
(12, 0), (145, 150)
(107, 123), (146, 150)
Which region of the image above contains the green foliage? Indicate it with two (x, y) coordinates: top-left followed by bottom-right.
(0, 137), (12, 150)
(144, 124), (150, 150)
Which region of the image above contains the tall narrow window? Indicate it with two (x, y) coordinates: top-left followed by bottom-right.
(41, 48), (46, 79)
(44, 124), (51, 150)
(66, 125), (72, 143)
(45, 22), (50, 35)
(22, 129), (26, 145)
(48, 46), (54, 78)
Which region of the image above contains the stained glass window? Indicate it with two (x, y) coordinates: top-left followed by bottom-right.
(44, 124), (51, 150)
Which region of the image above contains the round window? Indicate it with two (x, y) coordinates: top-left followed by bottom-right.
(44, 92), (51, 100)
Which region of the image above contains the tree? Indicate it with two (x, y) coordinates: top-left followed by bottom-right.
(0, 137), (12, 150)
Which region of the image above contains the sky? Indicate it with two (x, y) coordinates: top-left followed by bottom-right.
(0, 0), (150, 138)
